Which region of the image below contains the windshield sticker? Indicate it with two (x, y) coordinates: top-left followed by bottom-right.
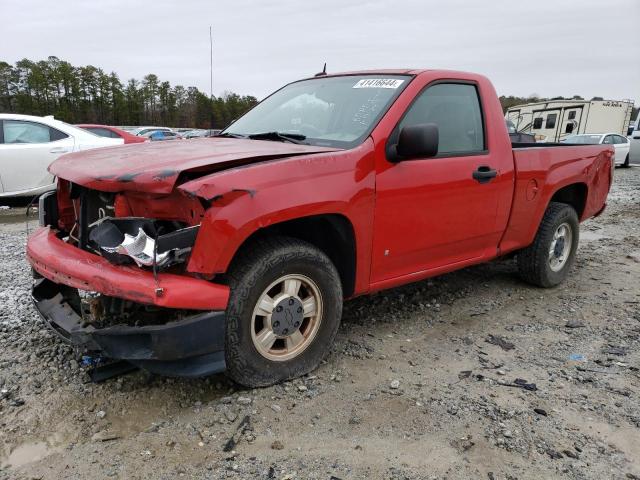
(353, 78), (404, 89)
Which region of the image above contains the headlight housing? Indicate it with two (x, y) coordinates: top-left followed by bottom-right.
(88, 218), (199, 268)
(102, 227), (171, 267)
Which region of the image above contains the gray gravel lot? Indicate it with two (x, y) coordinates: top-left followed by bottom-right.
(0, 167), (639, 480)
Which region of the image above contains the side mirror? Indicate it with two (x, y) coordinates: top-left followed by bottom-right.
(394, 123), (439, 160)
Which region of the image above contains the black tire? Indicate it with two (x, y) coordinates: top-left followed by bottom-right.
(225, 236), (343, 387)
(622, 154), (630, 168)
(517, 202), (579, 288)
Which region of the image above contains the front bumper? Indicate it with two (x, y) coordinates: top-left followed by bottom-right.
(27, 226), (231, 377)
(26, 227), (229, 310)
(32, 278), (226, 377)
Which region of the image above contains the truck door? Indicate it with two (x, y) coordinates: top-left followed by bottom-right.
(371, 82), (513, 285)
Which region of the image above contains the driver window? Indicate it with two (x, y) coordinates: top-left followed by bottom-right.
(398, 83), (485, 155)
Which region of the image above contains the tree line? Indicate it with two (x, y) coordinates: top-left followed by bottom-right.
(0, 56), (258, 129)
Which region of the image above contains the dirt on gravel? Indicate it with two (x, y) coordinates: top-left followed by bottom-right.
(1, 168), (639, 480)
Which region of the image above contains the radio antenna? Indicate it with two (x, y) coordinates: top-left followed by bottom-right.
(209, 25), (215, 129)
(315, 62), (327, 77)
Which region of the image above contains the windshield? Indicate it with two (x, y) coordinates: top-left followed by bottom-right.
(562, 134), (602, 144)
(223, 74), (411, 148)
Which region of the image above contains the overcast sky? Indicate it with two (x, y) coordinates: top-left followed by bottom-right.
(2, 0), (639, 103)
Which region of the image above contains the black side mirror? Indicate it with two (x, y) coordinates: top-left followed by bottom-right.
(394, 123), (439, 160)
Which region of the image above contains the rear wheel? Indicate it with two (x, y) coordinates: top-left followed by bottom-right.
(517, 202), (579, 288)
(225, 237), (342, 387)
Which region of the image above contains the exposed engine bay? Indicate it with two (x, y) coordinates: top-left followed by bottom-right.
(88, 218), (199, 268)
(47, 182), (203, 272)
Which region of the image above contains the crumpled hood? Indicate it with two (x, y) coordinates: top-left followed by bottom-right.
(49, 138), (338, 194)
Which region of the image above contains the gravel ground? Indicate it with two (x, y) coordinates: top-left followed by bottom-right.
(1, 167), (639, 480)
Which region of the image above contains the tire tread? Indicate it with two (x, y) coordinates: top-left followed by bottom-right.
(517, 202), (578, 288)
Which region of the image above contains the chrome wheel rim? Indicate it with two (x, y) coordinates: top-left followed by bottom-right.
(251, 274), (323, 361)
(548, 222), (573, 272)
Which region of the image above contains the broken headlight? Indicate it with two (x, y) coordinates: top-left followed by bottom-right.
(88, 218), (199, 268)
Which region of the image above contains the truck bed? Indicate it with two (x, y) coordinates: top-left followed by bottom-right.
(498, 143), (613, 255)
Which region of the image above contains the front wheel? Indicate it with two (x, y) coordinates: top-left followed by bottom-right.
(517, 202), (579, 288)
(224, 237), (343, 387)
(622, 154), (630, 168)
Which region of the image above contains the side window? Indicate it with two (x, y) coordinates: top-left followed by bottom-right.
(397, 83), (485, 155)
(603, 135), (613, 144)
(2, 120), (68, 143)
(87, 127), (110, 137)
(4, 120), (51, 144)
(565, 123), (574, 134)
(545, 114), (557, 129)
(97, 128), (120, 138)
(49, 127), (68, 141)
(533, 117), (543, 129)
(616, 135), (627, 144)
(568, 111), (576, 120)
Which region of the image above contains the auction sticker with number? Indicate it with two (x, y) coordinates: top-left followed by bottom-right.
(352, 78), (405, 89)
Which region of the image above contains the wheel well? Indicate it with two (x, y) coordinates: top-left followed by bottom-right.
(231, 214), (357, 297)
(549, 183), (588, 218)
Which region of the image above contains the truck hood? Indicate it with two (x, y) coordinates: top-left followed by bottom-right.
(49, 138), (338, 194)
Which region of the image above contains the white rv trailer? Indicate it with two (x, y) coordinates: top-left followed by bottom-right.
(506, 99), (634, 143)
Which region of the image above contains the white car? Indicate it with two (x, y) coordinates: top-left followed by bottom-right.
(0, 114), (123, 197)
(562, 133), (631, 167)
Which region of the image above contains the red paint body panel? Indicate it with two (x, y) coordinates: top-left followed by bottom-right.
(49, 138), (338, 194)
(30, 69), (613, 307)
(498, 145), (613, 255)
(76, 124), (146, 144)
(182, 141), (376, 295)
(368, 71), (516, 285)
(118, 190), (207, 226)
(27, 227), (229, 310)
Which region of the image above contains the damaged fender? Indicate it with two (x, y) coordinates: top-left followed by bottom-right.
(180, 141), (377, 297)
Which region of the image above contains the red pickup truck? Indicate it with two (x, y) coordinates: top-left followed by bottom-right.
(28, 69), (613, 386)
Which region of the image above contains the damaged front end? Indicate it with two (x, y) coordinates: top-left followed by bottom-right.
(28, 183), (230, 378)
(51, 181), (205, 272)
(32, 277), (226, 377)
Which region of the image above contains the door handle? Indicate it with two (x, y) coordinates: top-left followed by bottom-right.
(472, 165), (497, 184)
(49, 147), (70, 154)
